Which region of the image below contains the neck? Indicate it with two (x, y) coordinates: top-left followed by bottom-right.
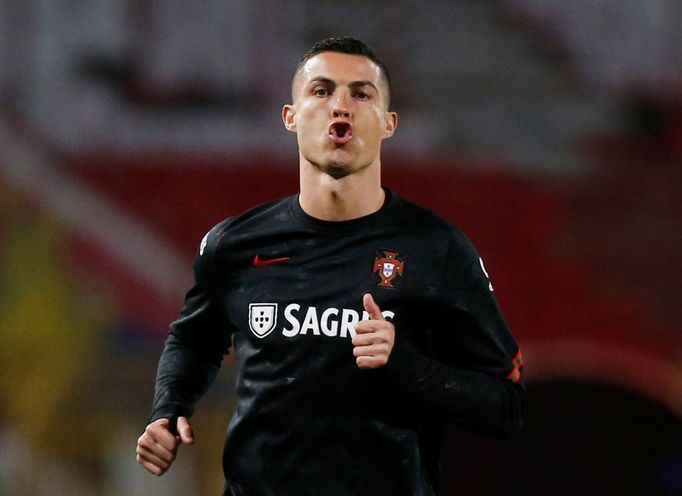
(298, 161), (384, 221)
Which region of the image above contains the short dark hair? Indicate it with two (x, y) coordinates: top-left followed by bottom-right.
(293, 37), (392, 105)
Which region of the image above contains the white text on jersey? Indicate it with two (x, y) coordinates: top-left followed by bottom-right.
(281, 304), (395, 338)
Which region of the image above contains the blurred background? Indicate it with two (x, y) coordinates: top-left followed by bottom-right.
(1, 1), (681, 494)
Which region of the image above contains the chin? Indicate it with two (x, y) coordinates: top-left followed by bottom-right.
(304, 149), (367, 179)
(320, 162), (353, 180)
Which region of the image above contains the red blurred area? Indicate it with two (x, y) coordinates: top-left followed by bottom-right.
(68, 149), (680, 371)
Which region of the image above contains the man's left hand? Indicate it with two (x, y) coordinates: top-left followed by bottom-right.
(352, 293), (395, 369)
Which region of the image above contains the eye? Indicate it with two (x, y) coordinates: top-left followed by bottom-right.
(355, 91), (370, 100)
(313, 87), (330, 97)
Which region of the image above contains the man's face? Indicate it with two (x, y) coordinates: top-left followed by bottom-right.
(283, 52), (397, 179)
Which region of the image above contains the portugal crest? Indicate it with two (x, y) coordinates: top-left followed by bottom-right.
(373, 250), (405, 288)
(248, 303), (278, 338)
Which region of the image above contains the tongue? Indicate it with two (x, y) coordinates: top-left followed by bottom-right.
(330, 125), (352, 145)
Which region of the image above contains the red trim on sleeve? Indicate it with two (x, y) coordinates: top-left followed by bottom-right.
(507, 351), (524, 383)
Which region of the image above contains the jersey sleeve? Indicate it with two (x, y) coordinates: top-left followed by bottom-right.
(384, 227), (525, 439)
(437, 229), (524, 384)
(149, 220), (234, 423)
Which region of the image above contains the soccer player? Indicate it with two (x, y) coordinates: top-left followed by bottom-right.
(136, 37), (525, 495)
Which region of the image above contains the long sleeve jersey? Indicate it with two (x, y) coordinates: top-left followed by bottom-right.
(150, 189), (525, 496)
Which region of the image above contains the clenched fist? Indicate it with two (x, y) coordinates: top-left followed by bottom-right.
(136, 416), (194, 476)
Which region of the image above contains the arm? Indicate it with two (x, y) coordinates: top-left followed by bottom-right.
(137, 224), (233, 475)
(355, 296), (524, 440)
(355, 231), (525, 439)
(384, 333), (525, 439)
(400, 231), (525, 438)
(149, 286), (230, 423)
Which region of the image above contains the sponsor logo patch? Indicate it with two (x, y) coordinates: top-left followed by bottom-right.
(246, 303), (396, 339)
(248, 303), (278, 338)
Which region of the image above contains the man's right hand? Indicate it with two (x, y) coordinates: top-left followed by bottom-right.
(136, 416), (194, 476)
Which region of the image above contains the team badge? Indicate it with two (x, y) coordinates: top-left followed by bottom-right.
(248, 303), (278, 338)
(373, 250), (405, 288)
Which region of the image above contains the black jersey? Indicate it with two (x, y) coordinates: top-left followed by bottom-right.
(150, 189), (525, 496)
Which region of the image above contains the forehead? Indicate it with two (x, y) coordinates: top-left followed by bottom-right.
(294, 52), (385, 92)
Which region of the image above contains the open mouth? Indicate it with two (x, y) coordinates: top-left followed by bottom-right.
(328, 122), (353, 145)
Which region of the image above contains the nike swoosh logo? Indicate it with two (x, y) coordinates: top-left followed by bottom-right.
(253, 255), (290, 267)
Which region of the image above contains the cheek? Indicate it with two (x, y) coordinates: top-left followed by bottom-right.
(296, 107), (325, 136)
(358, 115), (384, 143)
(299, 121), (322, 142)
(296, 118), (326, 153)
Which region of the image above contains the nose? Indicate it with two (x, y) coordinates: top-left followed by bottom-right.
(332, 91), (352, 119)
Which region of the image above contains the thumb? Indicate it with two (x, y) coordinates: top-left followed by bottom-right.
(177, 416), (195, 445)
(363, 293), (384, 320)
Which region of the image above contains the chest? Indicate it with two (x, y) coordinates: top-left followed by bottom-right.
(219, 229), (444, 347)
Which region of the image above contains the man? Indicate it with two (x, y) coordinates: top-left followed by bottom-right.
(136, 37), (525, 495)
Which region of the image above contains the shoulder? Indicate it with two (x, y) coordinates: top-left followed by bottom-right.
(222, 195), (295, 234)
(392, 194), (492, 291)
(197, 196), (293, 254)
(392, 192), (474, 252)
(389, 192), (485, 278)
(193, 195), (293, 278)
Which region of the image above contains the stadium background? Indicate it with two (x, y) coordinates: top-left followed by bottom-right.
(1, 1), (681, 494)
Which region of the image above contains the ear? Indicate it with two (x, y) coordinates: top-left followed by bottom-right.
(382, 111), (398, 139)
(282, 104), (297, 133)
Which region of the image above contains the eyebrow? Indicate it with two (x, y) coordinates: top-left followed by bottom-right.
(307, 77), (379, 93)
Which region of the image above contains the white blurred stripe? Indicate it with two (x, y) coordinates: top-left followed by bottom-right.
(0, 117), (192, 303)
